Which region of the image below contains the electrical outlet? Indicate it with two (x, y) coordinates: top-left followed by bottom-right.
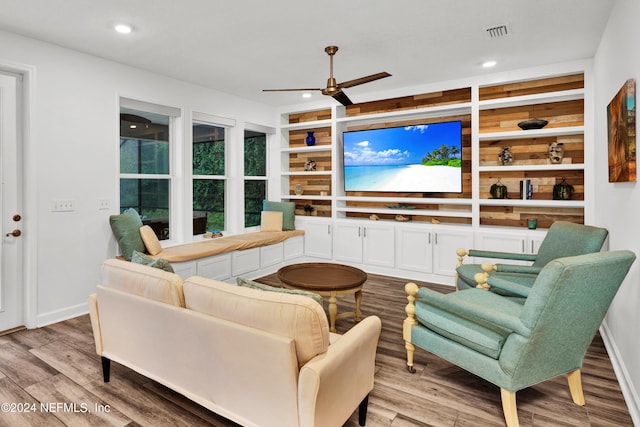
(98, 199), (110, 210)
(52, 199), (76, 212)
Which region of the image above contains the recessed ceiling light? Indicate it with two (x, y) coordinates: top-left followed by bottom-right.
(114, 24), (133, 34)
(482, 60), (497, 68)
(302, 93), (312, 98)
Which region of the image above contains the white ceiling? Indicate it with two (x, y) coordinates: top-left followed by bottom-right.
(0, 0), (615, 107)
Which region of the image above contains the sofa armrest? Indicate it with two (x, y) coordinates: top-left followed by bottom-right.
(88, 293), (103, 355)
(297, 315), (381, 427)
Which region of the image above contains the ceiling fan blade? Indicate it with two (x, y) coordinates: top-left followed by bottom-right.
(262, 88), (322, 92)
(338, 72), (391, 89)
(332, 90), (353, 106)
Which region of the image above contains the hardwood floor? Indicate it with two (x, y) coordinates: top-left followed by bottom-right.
(0, 272), (633, 426)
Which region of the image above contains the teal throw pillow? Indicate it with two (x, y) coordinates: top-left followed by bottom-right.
(131, 250), (175, 273)
(236, 277), (322, 306)
(109, 208), (146, 261)
(262, 200), (295, 230)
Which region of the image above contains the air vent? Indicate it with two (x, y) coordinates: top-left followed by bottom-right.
(485, 24), (510, 39)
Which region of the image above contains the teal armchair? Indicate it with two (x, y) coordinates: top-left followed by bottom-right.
(403, 250), (635, 427)
(456, 221), (608, 299)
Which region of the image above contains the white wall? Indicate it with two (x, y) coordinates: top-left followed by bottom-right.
(593, 0), (640, 422)
(0, 30), (276, 326)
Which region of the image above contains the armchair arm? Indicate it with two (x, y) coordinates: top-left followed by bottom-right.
(494, 264), (542, 274)
(298, 315), (382, 427)
(486, 276), (531, 298)
(416, 287), (530, 336)
(468, 249), (537, 262)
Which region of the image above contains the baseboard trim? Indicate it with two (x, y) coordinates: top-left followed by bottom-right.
(36, 302), (88, 328)
(600, 321), (640, 426)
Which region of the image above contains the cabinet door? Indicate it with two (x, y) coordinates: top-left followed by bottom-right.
(301, 220), (333, 259)
(433, 229), (474, 277)
(474, 230), (528, 265)
(362, 224), (395, 267)
(333, 222), (363, 263)
(396, 225), (433, 273)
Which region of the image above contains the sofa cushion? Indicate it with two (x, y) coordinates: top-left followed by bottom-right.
(260, 211), (283, 232)
(236, 277), (323, 306)
(139, 225), (163, 255)
(101, 258), (185, 307)
(184, 276), (329, 367)
(131, 250), (175, 273)
(109, 208), (146, 260)
(262, 200), (295, 230)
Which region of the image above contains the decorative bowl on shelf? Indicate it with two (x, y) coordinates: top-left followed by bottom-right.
(517, 119), (548, 130)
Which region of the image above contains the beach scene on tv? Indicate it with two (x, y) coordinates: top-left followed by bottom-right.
(343, 121), (463, 192)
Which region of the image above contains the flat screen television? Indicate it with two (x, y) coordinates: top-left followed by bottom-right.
(343, 120), (463, 193)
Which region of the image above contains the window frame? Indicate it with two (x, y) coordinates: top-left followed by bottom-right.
(243, 123), (274, 231)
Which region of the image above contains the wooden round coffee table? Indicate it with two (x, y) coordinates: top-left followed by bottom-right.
(277, 263), (367, 332)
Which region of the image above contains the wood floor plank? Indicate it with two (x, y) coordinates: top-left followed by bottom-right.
(0, 271), (632, 426)
(24, 373), (132, 427)
(0, 376), (65, 426)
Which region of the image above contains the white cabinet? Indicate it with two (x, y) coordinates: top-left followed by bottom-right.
(197, 254), (231, 281)
(396, 225), (433, 273)
(298, 218), (333, 259)
(397, 224), (472, 276)
(473, 228), (547, 264)
(333, 221), (395, 267)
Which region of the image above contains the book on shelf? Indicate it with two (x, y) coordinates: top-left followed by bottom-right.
(520, 179), (533, 200)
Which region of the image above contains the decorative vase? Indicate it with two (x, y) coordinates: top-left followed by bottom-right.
(553, 177), (574, 200)
(498, 146), (514, 166)
(489, 179), (508, 199)
(305, 131), (316, 146)
(548, 142), (565, 164)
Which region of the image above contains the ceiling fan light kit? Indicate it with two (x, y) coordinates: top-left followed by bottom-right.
(263, 45), (391, 106)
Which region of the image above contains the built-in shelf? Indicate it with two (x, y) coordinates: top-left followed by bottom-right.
(280, 145), (333, 153)
(335, 102), (472, 125)
(478, 88), (584, 110)
(479, 199), (584, 208)
(280, 119), (332, 130)
(282, 195), (332, 201)
(282, 171), (332, 176)
(334, 196), (471, 205)
(335, 206), (473, 218)
(478, 126), (585, 141)
(478, 163), (585, 172)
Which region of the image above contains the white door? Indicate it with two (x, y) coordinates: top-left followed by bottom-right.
(0, 72), (23, 332)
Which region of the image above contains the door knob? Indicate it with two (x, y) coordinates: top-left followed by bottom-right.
(5, 229), (21, 237)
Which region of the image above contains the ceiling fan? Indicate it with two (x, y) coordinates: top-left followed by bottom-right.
(263, 46), (391, 106)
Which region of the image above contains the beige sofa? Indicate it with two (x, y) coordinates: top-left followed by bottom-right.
(88, 259), (382, 427)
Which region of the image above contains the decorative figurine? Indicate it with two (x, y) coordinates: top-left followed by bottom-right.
(498, 146), (514, 165)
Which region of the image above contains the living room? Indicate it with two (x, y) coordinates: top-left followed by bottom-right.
(0, 0), (639, 425)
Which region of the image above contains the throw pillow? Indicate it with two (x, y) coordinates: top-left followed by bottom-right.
(139, 225), (163, 255)
(109, 208), (146, 261)
(236, 277), (323, 306)
(261, 211), (283, 232)
(131, 250), (175, 273)
(262, 200), (295, 230)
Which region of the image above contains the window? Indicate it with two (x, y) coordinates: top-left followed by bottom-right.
(120, 101), (177, 240)
(193, 122), (226, 234)
(244, 129), (268, 228)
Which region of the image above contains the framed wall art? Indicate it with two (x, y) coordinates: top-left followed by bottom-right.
(607, 78), (636, 182)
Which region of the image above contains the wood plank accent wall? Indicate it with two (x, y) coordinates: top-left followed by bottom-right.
(479, 73), (584, 100)
(288, 109), (332, 124)
(480, 135), (584, 166)
(480, 206), (584, 229)
(345, 87), (471, 116)
(479, 99), (584, 133)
